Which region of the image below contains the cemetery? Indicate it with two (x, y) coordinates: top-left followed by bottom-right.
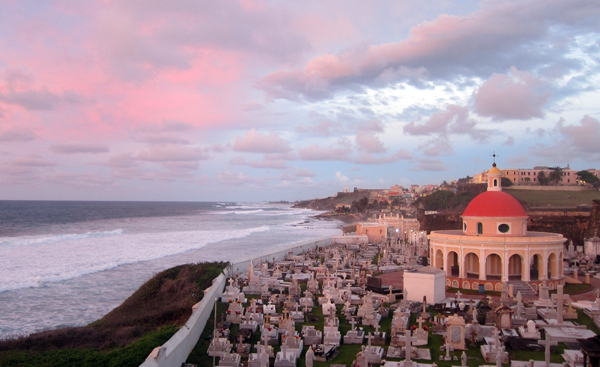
(177, 165), (600, 367)
(184, 239), (600, 367)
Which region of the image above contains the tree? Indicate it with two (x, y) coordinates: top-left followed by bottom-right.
(548, 167), (563, 185)
(351, 197), (369, 213)
(577, 170), (600, 188)
(457, 176), (473, 186)
(537, 172), (550, 186)
(501, 177), (513, 187)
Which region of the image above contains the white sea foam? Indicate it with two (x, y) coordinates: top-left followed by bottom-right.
(0, 201), (343, 338)
(0, 225), (270, 293)
(216, 209), (265, 215)
(0, 229), (124, 248)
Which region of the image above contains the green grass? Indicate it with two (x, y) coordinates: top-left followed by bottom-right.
(448, 287), (501, 296)
(549, 283), (593, 295)
(0, 325), (178, 367)
(504, 188), (600, 207)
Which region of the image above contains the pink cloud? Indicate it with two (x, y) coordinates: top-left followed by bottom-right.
(50, 143), (110, 154)
(229, 156), (287, 169)
(258, 0), (597, 101)
(137, 146), (209, 162)
(11, 156), (57, 167)
(418, 138), (453, 157)
(298, 138), (353, 161)
(530, 116), (600, 160)
(504, 136), (515, 146)
(404, 105), (489, 142)
(0, 127), (37, 142)
(410, 158), (447, 172)
(233, 128), (292, 154)
(139, 134), (191, 145)
(474, 67), (551, 120)
(215, 171), (268, 186)
(292, 167), (316, 177)
(355, 132), (386, 154)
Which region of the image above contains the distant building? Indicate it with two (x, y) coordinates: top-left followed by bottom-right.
(475, 164), (579, 186)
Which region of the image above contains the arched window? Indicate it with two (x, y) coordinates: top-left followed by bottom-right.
(494, 179), (498, 187)
(477, 222), (483, 235)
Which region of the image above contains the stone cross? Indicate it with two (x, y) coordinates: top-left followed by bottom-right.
(265, 314), (271, 324)
(282, 309), (289, 320)
(350, 318), (357, 331)
(374, 323), (381, 335)
(491, 327), (501, 351)
(250, 299), (258, 313)
(496, 346), (508, 367)
(456, 291), (462, 301)
(229, 278), (235, 288)
(551, 284), (570, 324)
(445, 339), (452, 359)
(539, 335), (558, 367)
(403, 330), (419, 363)
(417, 316), (425, 330)
(366, 332), (374, 347)
(261, 334), (269, 346)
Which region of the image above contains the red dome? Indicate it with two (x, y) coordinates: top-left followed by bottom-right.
(462, 191), (527, 218)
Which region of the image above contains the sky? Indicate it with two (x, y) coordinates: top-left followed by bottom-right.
(1, 0), (599, 202)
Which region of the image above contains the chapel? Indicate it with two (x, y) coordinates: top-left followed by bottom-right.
(429, 163), (566, 292)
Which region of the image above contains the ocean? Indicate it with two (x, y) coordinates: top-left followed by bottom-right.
(0, 200), (341, 339)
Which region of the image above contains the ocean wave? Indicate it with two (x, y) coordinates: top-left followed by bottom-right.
(0, 229), (124, 248)
(215, 209), (265, 215)
(0, 225), (270, 293)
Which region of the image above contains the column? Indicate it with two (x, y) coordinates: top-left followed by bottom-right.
(502, 250), (509, 282)
(479, 250), (486, 280)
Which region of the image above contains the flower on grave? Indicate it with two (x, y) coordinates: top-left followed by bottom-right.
(268, 327), (272, 331)
(411, 325), (417, 330)
(295, 335), (299, 339)
(229, 299), (233, 303)
(236, 311), (241, 315)
(423, 325), (429, 331)
(227, 310), (231, 314)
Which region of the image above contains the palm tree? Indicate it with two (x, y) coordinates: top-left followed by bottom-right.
(548, 167), (563, 185)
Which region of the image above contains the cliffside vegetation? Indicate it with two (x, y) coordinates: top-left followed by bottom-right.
(0, 261), (228, 367)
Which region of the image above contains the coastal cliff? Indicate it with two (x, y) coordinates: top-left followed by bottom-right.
(0, 261), (228, 367)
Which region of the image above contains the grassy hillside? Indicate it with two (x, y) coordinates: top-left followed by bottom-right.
(504, 188), (600, 207)
(0, 261), (228, 367)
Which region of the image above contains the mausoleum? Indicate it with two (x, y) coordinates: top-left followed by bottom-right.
(429, 163), (566, 291)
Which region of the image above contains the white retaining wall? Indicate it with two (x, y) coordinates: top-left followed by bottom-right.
(140, 273), (227, 367)
(140, 236), (332, 367)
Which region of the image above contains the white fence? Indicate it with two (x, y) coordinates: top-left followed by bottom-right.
(140, 236), (332, 367)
